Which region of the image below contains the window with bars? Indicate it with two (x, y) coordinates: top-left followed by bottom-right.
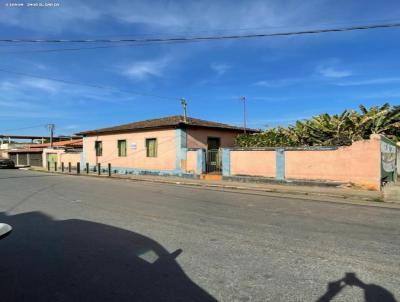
(95, 141), (102, 156)
(118, 140), (127, 157)
(146, 138), (157, 157)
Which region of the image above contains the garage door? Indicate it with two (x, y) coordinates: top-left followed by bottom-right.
(18, 153), (28, 165)
(30, 153), (43, 167)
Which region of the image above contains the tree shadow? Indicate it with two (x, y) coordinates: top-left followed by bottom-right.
(317, 272), (397, 302)
(0, 212), (216, 302)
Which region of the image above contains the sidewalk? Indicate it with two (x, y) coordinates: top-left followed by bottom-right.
(26, 166), (399, 209)
(383, 182), (400, 203)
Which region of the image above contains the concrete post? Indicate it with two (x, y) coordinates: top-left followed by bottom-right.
(276, 148), (285, 180)
(222, 148), (231, 177)
(175, 128), (187, 172)
(196, 149), (205, 175)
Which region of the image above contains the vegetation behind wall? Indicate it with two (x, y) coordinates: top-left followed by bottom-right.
(236, 103), (400, 147)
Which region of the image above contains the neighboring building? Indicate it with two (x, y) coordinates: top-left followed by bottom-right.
(77, 115), (256, 176)
(8, 139), (83, 167)
(0, 143), (25, 159)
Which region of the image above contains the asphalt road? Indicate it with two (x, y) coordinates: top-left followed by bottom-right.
(0, 169), (399, 302)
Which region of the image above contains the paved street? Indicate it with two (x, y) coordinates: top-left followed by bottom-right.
(0, 169), (399, 302)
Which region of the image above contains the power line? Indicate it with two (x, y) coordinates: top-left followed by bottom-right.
(0, 124), (46, 132)
(0, 67), (178, 100)
(0, 22), (398, 55)
(2, 17), (400, 43)
(0, 22), (399, 44)
(0, 40), (202, 54)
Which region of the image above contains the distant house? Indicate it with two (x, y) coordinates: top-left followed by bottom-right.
(77, 115), (256, 176)
(8, 139), (83, 167)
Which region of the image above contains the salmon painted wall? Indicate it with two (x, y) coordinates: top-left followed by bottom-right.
(230, 151), (276, 177)
(84, 129), (177, 171)
(186, 128), (242, 149)
(186, 150), (197, 174)
(60, 153), (81, 166)
(285, 136), (381, 189)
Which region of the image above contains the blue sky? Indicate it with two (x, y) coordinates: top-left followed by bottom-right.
(0, 0), (400, 136)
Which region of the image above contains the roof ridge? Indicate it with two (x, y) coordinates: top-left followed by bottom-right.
(77, 115), (258, 136)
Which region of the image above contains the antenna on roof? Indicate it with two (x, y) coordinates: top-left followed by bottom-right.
(181, 98), (187, 122)
(240, 96), (247, 134)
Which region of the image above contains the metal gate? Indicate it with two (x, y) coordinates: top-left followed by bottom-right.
(205, 149), (222, 174)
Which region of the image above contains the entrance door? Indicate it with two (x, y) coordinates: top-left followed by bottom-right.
(207, 137), (220, 150)
(206, 137), (221, 174)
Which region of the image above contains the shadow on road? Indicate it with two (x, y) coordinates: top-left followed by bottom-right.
(0, 212), (216, 301)
(317, 272), (397, 302)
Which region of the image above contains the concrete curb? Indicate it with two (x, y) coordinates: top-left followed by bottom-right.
(24, 167), (399, 210)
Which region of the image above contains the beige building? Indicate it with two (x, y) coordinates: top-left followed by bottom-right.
(77, 115), (252, 175)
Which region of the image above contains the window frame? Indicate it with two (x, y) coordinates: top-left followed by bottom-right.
(117, 139), (127, 157)
(95, 140), (103, 157)
(145, 138), (158, 158)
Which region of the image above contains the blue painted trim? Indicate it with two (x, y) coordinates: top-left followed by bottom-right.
(175, 128), (187, 171)
(222, 148), (231, 176)
(196, 149), (205, 175)
(276, 148), (285, 180)
(85, 165), (194, 177)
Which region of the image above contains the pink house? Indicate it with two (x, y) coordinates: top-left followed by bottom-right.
(77, 115), (254, 176)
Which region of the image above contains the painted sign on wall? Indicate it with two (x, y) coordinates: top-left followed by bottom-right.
(381, 141), (396, 172)
(380, 137), (397, 183)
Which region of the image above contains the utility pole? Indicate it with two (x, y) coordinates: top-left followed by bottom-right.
(181, 98), (187, 122)
(240, 96), (247, 134)
(47, 124), (55, 148)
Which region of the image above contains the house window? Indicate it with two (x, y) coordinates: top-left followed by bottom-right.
(118, 140), (127, 157)
(146, 138), (157, 157)
(95, 141), (102, 156)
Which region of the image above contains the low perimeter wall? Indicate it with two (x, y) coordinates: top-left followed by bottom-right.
(226, 135), (383, 190)
(59, 152), (81, 166)
(230, 150), (276, 177)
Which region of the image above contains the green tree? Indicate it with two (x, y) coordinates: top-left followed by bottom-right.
(235, 103), (400, 147)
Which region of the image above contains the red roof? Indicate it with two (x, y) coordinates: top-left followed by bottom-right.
(77, 115), (259, 136)
(27, 139), (83, 149)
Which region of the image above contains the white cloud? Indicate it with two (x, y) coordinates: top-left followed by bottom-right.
(317, 66), (352, 78)
(0, 0), (324, 35)
(0, 99), (35, 109)
(336, 77), (400, 86)
(210, 63), (230, 76)
(0, 1), (102, 33)
(254, 78), (301, 88)
(20, 78), (61, 93)
(122, 57), (170, 80)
